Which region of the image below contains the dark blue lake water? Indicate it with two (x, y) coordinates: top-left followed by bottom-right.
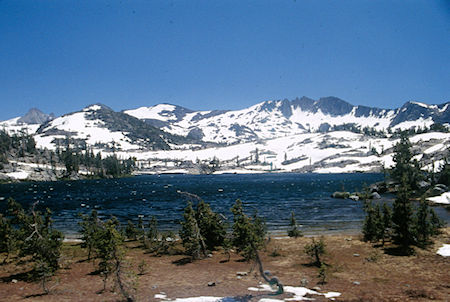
(0, 173), (448, 237)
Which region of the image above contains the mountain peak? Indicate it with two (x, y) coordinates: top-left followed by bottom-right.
(82, 103), (112, 112)
(18, 108), (55, 124)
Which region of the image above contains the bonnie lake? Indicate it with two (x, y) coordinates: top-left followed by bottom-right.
(1, 173), (449, 237)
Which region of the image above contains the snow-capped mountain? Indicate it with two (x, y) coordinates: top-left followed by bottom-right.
(0, 108), (55, 136)
(125, 97), (450, 144)
(34, 104), (193, 152)
(1, 96), (449, 179)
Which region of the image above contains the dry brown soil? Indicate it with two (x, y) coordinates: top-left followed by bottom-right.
(0, 228), (449, 302)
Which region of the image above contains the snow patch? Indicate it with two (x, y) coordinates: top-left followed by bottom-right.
(437, 244), (450, 257)
(427, 192), (450, 205)
(5, 171), (29, 180)
(248, 284), (341, 301)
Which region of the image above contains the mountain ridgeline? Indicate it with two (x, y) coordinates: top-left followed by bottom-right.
(124, 97), (449, 144)
(0, 96), (448, 154)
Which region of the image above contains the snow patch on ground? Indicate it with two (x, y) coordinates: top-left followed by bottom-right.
(427, 192), (450, 205)
(153, 283), (341, 301)
(5, 171), (29, 180)
(436, 244), (450, 257)
(248, 284), (341, 301)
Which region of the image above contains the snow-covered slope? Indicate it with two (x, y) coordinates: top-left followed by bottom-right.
(125, 97), (449, 144)
(1, 97), (449, 177)
(0, 117), (41, 135)
(114, 131), (450, 174)
(34, 104), (193, 151)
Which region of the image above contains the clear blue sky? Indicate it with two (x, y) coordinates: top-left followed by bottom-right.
(0, 0), (449, 120)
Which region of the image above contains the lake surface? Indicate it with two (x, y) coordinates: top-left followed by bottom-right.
(1, 173), (449, 237)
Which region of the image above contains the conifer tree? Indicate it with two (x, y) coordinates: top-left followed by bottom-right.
(231, 199), (266, 261)
(0, 213), (18, 263)
(415, 199), (443, 247)
(179, 202), (207, 259)
(125, 220), (138, 241)
(195, 200), (226, 250)
(287, 211), (302, 238)
(304, 237), (326, 267)
(362, 201), (381, 242)
(390, 133), (423, 190)
(392, 175), (416, 252)
(6, 199), (63, 293)
(137, 216), (145, 240)
(147, 216), (158, 243)
(78, 210), (101, 260)
(381, 203), (392, 245)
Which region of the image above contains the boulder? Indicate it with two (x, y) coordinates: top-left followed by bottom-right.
(371, 192), (381, 200)
(417, 181), (431, 190)
(332, 191), (350, 199)
(428, 186), (447, 197)
(435, 184), (448, 191)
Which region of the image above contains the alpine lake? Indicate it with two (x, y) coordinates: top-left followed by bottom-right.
(1, 173), (449, 238)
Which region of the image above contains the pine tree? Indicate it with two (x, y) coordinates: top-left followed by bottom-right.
(6, 199), (63, 293)
(415, 199), (432, 247)
(437, 151), (450, 186)
(125, 220), (138, 241)
(381, 203), (392, 245)
(391, 133), (423, 190)
(304, 237), (326, 267)
(362, 201), (382, 242)
(147, 216), (158, 242)
(392, 175), (416, 252)
(195, 200), (226, 251)
(231, 199), (266, 261)
(0, 213), (18, 263)
(287, 211), (302, 238)
(415, 199), (443, 247)
(137, 216), (145, 240)
(78, 210), (102, 260)
(179, 202), (207, 259)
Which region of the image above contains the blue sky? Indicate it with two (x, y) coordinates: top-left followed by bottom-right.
(0, 0), (449, 120)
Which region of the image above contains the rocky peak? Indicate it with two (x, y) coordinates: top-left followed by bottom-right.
(18, 108), (55, 124)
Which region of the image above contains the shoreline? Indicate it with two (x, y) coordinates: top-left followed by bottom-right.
(1, 169), (383, 184)
(61, 227), (364, 242)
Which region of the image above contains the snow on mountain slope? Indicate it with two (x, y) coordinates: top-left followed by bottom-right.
(34, 104), (191, 152)
(0, 117), (41, 134)
(35, 105), (136, 150)
(125, 97), (447, 144)
(112, 131), (450, 174)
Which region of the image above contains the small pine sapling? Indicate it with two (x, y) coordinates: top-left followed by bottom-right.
(125, 220), (138, 241)
(287, 211), (302, 238)
(304, 237), (326, 267)
(318, 262), (328, 284)
(381, 203), (392, 246)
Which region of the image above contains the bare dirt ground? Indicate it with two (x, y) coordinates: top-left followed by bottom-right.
(0, 228), (449, 302)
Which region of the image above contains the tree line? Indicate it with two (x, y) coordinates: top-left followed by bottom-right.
(0, 130), (136, 179)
